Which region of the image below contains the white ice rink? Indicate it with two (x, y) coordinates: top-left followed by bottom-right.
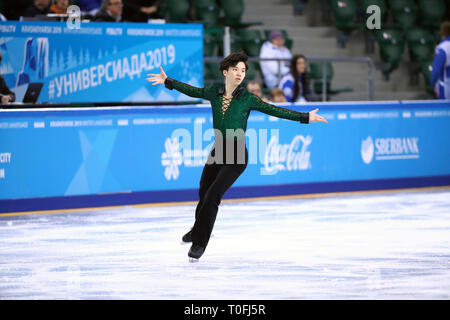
(1, 188), (449, 300)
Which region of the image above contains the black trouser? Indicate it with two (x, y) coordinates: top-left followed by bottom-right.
(191, 139), (248, 248)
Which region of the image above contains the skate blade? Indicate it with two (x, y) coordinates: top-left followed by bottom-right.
(180, 241), (191, 245)
(189, 258), (199, 263)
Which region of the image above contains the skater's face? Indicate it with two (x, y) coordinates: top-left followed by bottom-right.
(223, 61), (246, 86)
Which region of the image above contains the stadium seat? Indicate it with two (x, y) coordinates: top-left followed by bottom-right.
(405, 28), (435, 63)
(230, 29), (245, 52)
(220, 0), (244, 27)
(237, 29), (264, 57)
(193, 0), (220, 28)
(330, 0), (363, 48)
(244, 61), (258, 81)
(419, 59), (435, 96)
(193, 0), (215, 8)
(309, 62), (353, 99)
(391, 4), (418, 30)
(218, 0), (263, 28)
(309, 62), (332, 94)
(216, 28), (245, 56)
(374, 29), (405, 80)
(387, 0), (417, 12)
(204, 61), (223, 85)
(157, 1), (168, 18)
(405, 28), (435, 85)
(434, 30), (442, 45)
(204, 31), (219, 56)
(196, 6), (220, 28)
(166, 0), (190, 23)
(418, 0), (446, 29)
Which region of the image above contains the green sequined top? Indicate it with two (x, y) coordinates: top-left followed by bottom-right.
(164, 77), (309, 140)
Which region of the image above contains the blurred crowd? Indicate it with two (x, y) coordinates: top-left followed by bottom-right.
(1, 1), (448, 102)
(1, 0), (163, 22)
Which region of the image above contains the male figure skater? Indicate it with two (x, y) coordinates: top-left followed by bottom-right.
(147, 52), (327, 260)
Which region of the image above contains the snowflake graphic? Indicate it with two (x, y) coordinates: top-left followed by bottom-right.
(161, 137), (183, 180)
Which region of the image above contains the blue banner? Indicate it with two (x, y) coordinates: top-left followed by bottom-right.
(0, 101), (449, 210)
(0, 21), (203, 103)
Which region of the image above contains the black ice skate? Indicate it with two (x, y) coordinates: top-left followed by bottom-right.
(181, 229), (192, 244)
(188, 244), (205, 262)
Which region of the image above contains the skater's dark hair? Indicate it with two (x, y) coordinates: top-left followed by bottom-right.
(220, 51), (249, 73)
(290, 54), (308, 102)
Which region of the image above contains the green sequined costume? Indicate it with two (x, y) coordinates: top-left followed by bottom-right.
(164, 77), (309, 141)
(164, 77), (310, 253)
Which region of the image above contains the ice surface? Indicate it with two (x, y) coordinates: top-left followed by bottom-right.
(1, 189), (449, 299)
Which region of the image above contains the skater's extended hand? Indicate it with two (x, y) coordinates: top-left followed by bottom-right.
(146, 66), (167, 85)
(309, 108), (328, 123)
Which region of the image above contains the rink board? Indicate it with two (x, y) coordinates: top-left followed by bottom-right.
(0, 100), (449, 213)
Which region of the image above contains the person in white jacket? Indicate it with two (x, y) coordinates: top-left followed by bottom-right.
(259, 30), (292, 89)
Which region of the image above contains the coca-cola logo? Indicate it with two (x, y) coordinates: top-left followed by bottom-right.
(263, 135), (312, 175)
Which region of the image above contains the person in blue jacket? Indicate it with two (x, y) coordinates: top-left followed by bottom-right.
(430, 21), (450, 100)
(279, 54), (311, 103)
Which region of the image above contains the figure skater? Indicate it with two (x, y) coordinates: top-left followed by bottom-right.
(147, 52), (327, 260)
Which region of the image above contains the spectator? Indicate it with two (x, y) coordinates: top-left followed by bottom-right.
(94, 0), (123, 22)
(430, 21), (450, 100)
(122, 0), (162, 22)
(77, 0), (103, 15)
(279, 54), (311, 103)
(22, 0), (54, 17)
(268, 88), (287, 103)
(259, 30), (292, 89)
(246, 80), (268, 102)
(0, 53), (16, 104)
(50, 0), (70, 14)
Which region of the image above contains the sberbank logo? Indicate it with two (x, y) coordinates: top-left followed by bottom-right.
(361, 136), (375, 164)
(361, 136), (420, 164)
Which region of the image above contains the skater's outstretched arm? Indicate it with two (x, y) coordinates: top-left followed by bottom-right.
(147, 66), (205, 99)
(249, 94), (327, 124)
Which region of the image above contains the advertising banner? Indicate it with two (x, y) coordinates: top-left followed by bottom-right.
(1, 100), (449, 212)
(0, 21), (203, 103)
